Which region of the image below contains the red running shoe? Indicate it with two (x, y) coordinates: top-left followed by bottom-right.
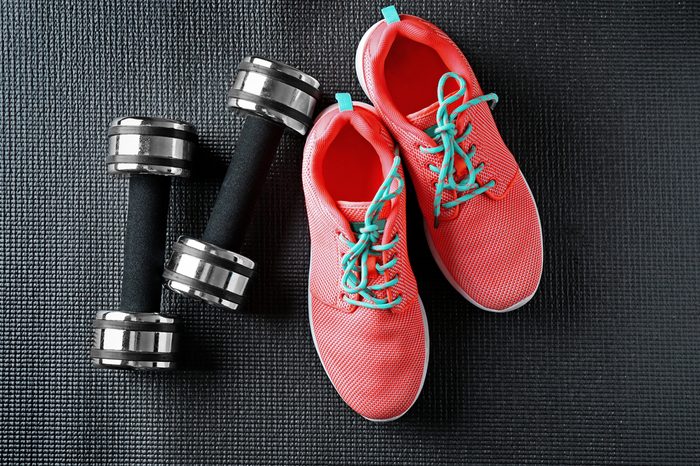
(355, 6), (543, 312)
(302, 93), (429, 421)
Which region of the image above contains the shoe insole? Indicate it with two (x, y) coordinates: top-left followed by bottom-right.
(323, 125), (384, 202)
(384, 35), (451, 116)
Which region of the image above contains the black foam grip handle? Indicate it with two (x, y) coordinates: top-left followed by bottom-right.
(120, 175), (170, 313)
(202, 114), (284, 251)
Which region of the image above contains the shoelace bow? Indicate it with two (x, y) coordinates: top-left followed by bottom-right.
(420, 72), (499, 228)
(340, 156), (403, 310)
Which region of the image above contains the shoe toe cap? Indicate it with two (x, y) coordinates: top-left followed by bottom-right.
(431, 174), (543, 312)
(309, 296), (428, 421)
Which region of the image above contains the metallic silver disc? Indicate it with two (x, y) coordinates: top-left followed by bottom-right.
(91, 310), (179, 370)
(107, 116), (198, 177)
(163, 236), (256, 311)
(227, 57), (321, 136)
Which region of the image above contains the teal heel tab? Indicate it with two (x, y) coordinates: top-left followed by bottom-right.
(381, 5), (400, 24)
(335, 93), (353, 112)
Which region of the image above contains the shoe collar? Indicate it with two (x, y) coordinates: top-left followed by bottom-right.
(308, 104), (401, 242)
(362, 14), (518, 200)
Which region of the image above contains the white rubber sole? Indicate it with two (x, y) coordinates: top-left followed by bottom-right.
(354, 22), (543, 313)
(307, 252), (429, 421)
(355, 18), (382, 99)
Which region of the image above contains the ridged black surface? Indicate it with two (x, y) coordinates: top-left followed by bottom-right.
(1, 1), (698, 464)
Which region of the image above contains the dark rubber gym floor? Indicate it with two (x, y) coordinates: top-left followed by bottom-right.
(1, 1), (699, 464)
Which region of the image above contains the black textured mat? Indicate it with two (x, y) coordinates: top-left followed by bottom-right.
(1, 1), (699, 464)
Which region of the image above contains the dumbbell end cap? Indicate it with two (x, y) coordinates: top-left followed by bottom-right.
(107, 116), (198, 177)
(228, 56), (321, 136)
(91, 310), (179, 370)
(163, 236), (256, 311)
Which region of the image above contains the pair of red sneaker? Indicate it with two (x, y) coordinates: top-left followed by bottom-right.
(302, 6), (543, 421)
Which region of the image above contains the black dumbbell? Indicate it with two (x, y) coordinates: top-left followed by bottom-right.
(91, 117), (197, 370)
(163, 57), (320, 310)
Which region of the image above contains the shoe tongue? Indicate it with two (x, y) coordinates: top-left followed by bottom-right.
(406, 89), (468, 136)
(337, 200), (392, 300)
(337, 200), (391, 236)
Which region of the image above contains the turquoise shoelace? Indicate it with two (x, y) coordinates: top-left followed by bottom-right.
(340, 156), (403, 310)
(420, 72), (499, 228)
